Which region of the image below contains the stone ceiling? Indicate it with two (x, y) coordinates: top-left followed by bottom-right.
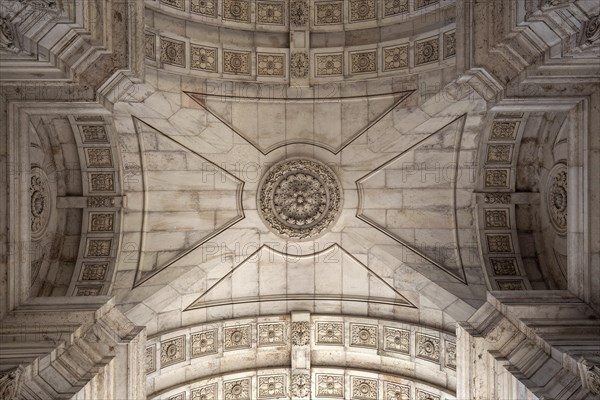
(1, 0), (599, 399)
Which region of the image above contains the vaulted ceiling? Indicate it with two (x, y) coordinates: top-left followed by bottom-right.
(1, 0), (599, 399)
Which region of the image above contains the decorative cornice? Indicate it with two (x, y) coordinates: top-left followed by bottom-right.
(457, 0), (598, 97)
(0, 0), (144, 103)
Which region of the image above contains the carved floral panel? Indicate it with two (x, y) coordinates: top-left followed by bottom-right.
(160, 336), (186, 367)
(256, 1), (285, 25)
(384, 327), (410, 354)
(316, 322), (344, 345)
(350, 50), (377, 74)
(81, 262), (109, 280)
(350, 324), (378, 348)
(416, 333), (440, 363)
(349, 0), (376, 22)
(191, 0), (217, 17)
(224, 325), (251, 350)
(316, 374), (344, 398)
(258, 322), (287, 346)
(351, 377), (378, 399)
(192, 384), (217, 400)
(223, 378), (251, 400)
(160, 37), (186, 67)
(383, 44), (408, 71)
(258, 374), (286, 398)
(415, 37), (439, 65)
(191, 329), (217, 357)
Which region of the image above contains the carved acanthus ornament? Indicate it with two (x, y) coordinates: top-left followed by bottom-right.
(0, 369), (21, 400)
(289, 0), (308, 26)
(581, 361), (600, 395)
(291, 322), (310, 345)
(582, 14), (600, 45)
(586, 366), (600, 395)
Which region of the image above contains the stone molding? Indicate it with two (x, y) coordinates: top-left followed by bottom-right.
(458, 291), (600, 400)
(457, 0), (599, 99)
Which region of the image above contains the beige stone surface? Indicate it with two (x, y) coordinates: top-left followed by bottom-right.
(1, 0), (599, 399)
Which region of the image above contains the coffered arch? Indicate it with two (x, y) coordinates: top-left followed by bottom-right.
(144, 0), (457, 85)
(5, 103), (126, 304)
(146, 313), (457, 400)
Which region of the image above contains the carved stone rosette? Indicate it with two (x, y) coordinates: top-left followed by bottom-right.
(291, 321), (310, 345)
(30, 167), (51, 239)
(546, 162), (567, 234)
(257, 158), (343, 240)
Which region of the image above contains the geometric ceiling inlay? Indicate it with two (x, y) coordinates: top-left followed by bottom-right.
(356, 115), (468, 282)
(185, 244), (415, 310)
(257, 158), (343, 240)
(133, 118), (245, 285)
(186, 90), (414, 154)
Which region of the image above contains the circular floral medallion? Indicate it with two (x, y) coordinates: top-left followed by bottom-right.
(258, 158), (343, 240)
(546, 162), (567, 234)
(30, 167), (51, 239)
